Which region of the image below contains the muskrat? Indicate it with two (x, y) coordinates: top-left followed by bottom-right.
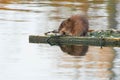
(45, 14), (89, 36)
(59, 14), (89, 56)
(45, 14), (89, 56)
(58, 14), (89, 36)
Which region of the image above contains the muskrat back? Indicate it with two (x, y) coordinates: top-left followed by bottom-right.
(58, 14), (89, 36)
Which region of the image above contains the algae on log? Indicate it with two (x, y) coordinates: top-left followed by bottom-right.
(29, 35), (120, 47)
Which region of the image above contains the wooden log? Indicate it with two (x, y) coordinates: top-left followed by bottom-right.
(29, 35), (120, 47)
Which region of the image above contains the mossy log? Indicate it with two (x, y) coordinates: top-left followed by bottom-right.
(29, 35), (120, 47)
(29, 30), (120, 47)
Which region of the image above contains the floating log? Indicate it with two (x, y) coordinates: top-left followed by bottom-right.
(29, 35), (120, 47)
(29, 30), (120, 47)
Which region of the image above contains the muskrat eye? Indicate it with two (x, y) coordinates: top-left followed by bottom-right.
(67, 18), (71, 21)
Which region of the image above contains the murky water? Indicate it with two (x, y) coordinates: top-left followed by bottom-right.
(0, 0), (120, 80)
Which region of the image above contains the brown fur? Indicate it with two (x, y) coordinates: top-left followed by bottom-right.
(58, 14), (89, 36)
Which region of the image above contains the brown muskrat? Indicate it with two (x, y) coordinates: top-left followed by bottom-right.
(45, 14), (89, 36)
(58, 14), (89, 36)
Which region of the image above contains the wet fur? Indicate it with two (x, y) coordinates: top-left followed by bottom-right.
(58, 15), (89, 36)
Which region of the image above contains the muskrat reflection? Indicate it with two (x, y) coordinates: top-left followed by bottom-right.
(59, 45), (88, 56)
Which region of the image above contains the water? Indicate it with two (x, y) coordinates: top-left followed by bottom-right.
(0, 0), (120, 80)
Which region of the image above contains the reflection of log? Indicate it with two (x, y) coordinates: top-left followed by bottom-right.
(29, 35), (120, 47)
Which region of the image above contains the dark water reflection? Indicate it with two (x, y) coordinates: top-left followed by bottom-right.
(0, 0), (120, 80)
(59, 45), (88, 56)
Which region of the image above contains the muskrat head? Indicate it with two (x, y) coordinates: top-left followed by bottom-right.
(58, 18), (74, 36)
